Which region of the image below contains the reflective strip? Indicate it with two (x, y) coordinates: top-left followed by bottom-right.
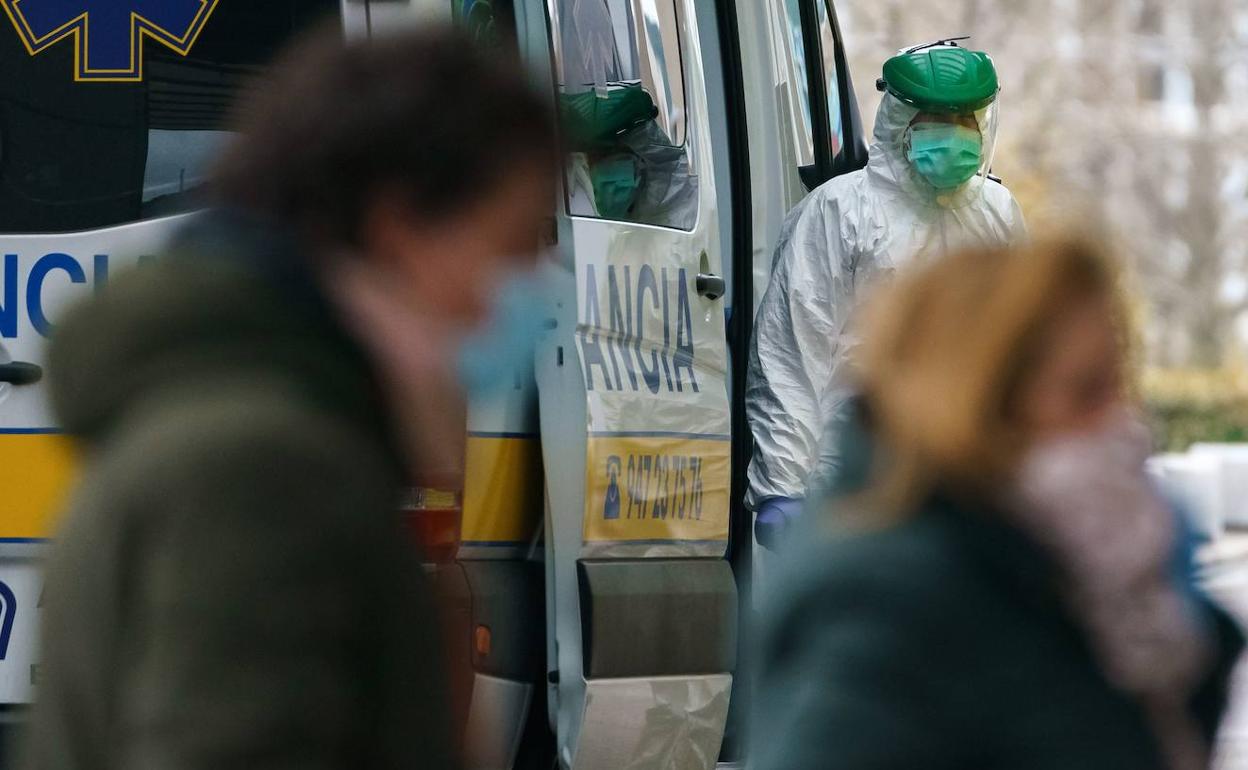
(461, 435), (543, 546)
(0, 434), (77, 539)
(583, 435), (730, 545)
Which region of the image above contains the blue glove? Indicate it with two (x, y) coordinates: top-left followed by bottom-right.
(755, 497), (803, 551)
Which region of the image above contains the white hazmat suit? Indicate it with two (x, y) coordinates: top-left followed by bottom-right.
(745, 91), (1028, 517)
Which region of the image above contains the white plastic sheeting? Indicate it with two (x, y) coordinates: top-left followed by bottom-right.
(571, 674), (732, 770)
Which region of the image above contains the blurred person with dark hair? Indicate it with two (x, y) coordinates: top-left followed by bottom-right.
(20, 25), (555, 770)
(751, 240), (1242, 770)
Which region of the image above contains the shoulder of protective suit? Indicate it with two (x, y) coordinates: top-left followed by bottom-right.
(812, 166), (871, 203)
(980, 177), (1027, 243)
(981, 176), (1021, 211)
(786, 169), (871, 234)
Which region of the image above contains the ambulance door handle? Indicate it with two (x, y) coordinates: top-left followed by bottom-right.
(696, 273), (725, 301)
(0, 362), (43, 386)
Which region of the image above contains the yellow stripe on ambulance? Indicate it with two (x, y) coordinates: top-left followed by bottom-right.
(583, 433), (730, 545)
(461, 432), (543, 546)
(0, 433), (76, 540)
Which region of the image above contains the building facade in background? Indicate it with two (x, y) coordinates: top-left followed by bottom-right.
(841, 0), (1248, 368)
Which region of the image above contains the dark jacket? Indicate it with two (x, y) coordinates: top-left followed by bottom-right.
(751, 413), (1243, 770)
(20, 213), (455, 769)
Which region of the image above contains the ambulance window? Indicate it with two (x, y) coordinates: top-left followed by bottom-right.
(778, 0), (816, 166)
(0, 0), (339, 234)
(553, 0), (700, 231)
(777, 0), (845, 173)
(816, 0), (845, 156)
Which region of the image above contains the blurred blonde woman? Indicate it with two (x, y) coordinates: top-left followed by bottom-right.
(751, 240), (1242, 770)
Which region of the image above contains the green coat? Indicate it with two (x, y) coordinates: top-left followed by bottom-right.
(752, 414), (1242, 770)
(19, 213), (455, 769)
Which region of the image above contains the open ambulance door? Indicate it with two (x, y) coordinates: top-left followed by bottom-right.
(532, 0), (738, 767)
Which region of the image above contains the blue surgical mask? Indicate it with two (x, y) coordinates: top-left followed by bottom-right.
(456, 272), (548, 397)
(906, 123), (983, 190)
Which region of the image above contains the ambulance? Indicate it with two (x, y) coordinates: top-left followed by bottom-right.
(0, 0), (869, 767)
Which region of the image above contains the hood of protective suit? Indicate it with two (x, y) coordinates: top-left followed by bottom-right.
(865, 92), (999, 209)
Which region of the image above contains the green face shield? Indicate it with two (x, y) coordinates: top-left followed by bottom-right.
(878, 44), (999, 114)
(880, 42), (1002, 192)
(559, 83), (659, 153)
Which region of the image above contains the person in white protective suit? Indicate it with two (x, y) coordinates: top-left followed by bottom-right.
(563, 85), (699, 231)
(557, 0), (699, 231)
(747, 41), (1028, 549)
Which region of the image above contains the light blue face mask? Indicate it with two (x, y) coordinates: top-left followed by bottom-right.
(456, 272), (549, 397)
(906, 122), (984, 190)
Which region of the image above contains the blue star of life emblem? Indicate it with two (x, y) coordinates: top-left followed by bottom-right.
(0, 0), (219, 81)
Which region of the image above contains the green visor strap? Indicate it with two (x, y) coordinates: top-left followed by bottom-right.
(878, 45), (999, 114)
(560, 83), (659, 152)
